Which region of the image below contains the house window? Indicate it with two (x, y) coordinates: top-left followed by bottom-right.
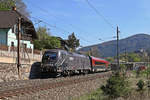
(24, 44), (27, 49)
(11, 42), (14, 47)
(21, 26), (26, 34)
(12, 25), (16, 33)
(12, 26), (15, 33)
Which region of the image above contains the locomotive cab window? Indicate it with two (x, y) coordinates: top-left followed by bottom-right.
(95, 61), (105, 65)
(43, 51), (57, 61)
(61, 53), (66, 58)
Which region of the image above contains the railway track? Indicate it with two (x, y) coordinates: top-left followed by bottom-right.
(0, 71), (112, 99)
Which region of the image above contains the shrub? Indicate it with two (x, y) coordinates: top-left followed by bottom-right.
(136, 80), (145, 91)
(147, 81), (150, 91)
(101, 72), (130, 99)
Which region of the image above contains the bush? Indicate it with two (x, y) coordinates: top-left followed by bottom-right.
(136, 80), (145, 91)
(147, 81), (150, 91)
(101, 72), (130, 99)
(146, 67), (150, 79)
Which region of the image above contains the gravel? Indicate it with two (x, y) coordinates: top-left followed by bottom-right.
(1, 72), (110, 100)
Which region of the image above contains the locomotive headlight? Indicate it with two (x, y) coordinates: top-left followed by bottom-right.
(49, 63), (54, 66)
(58, 51), (61, 58)
(43, 63), (54, 67)
(69, 57), (74, 61)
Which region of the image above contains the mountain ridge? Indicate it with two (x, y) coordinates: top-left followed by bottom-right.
(79, 33), (150, 57)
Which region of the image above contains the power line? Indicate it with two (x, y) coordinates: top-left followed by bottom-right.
(18, 0), (116, 45)
(31, 16), (91, 44)
(31, 17), (92, 44)
(31, 16), (68, 37)
(25, 0), (60, 20)
(26, 0), (94, 44)
(85, 0), (116, 31)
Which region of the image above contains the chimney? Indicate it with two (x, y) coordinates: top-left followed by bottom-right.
(12, 6), (17, 11)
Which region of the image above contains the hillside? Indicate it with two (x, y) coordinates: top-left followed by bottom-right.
(79, 34), (150, 57)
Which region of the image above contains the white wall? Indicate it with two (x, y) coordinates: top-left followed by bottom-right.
(7, 28), (34, 49)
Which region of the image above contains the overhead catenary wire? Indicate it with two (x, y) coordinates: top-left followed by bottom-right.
(31, 16), (91, 44)
(25, 0), (94, 44)
(31, 17), (92, 44)
(85, 0), (116, 31)
(30, 16), (67, 37)
(13, 0), (117, 45)
(26, 0), (86, 33)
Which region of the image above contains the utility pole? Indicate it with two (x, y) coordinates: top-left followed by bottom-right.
(117, 26), (120, 70)
(125, 48), (127, 63)
(124, 48), (128, 73)
(17, 17), (21, 79)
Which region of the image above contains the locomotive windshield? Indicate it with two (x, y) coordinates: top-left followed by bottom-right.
(42, 51), (57, 61)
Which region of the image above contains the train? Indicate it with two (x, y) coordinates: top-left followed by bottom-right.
(40, 49), (110, 76)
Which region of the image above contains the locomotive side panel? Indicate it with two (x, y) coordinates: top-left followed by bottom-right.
(61, 52), (91, 72)
(83, 57), (91, 70)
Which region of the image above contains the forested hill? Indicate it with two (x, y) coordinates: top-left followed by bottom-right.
(79, 34), (150, 57)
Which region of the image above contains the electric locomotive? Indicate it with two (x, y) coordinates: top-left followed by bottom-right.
(40, 49), (110, 76)
(41, 49), (91, 76)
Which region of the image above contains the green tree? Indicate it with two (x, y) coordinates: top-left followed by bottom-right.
(33, 40), (44, 50)
(67, 32), (80, 51)
(36, 26), (49, 40)
(33, 26), (61, 50)
(106, 57), (115, 63)
(0, 0), (30, 17)
(0, 0), (15, 10)
(43, 36), (61, 49)
(101, 73), (130, 99)
(128, 53), (141, 62)
(119, 53), (141, 62)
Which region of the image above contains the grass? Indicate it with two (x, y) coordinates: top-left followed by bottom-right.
(73, 88), (106, 100)
(73, 70), (150, 100)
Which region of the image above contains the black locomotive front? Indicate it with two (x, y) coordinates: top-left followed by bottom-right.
(41, 49), (92, 75)
(41, 50), (58, 72)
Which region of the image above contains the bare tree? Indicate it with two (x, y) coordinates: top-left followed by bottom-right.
(15, 0), (30, 17)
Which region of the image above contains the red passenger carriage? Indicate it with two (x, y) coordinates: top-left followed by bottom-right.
(90, 56), (110, 71)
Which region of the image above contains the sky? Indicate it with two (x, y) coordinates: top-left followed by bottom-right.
(23, 0), (150, 47)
